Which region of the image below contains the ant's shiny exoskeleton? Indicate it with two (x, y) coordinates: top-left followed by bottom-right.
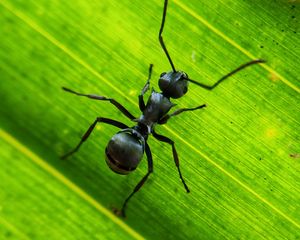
(62, 0), (265, 217)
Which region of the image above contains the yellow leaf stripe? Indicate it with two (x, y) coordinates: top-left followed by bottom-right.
(0, 129), (145, 240)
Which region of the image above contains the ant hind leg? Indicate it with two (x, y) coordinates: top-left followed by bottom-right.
(114, 142), (153, 217)
(61, 117), (128, 160)
(152, 130), (190, 193)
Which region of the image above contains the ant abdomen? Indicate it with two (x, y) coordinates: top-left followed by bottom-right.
(105, 129), (145, 175)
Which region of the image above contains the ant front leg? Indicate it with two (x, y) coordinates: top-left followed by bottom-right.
(62, 87), (136, 120)
(158, 104), (206, 124)
(139, 64), (153, 111)
(152, 130), (190, 193)
(61, 117), (128, 160)
(116, 142), (153, 217)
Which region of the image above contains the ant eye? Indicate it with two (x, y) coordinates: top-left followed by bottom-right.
(160, 72), (166, 77)
(183, 86), (188, 94)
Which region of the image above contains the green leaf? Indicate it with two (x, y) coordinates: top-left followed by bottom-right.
(0, 0), (299, 239)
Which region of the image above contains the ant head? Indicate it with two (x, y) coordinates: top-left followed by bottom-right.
(158, 71), (189, 99)
(105, 129), (145, 175)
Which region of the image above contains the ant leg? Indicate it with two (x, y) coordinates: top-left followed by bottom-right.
(61, 117), (128, 160)
(152, 130), (190, 193)
(159, 0), (176, 72)
(158, 104), (206, 124)
(139, 64), (153, 111)
(118, 142), (153, 217)
(187, 59), (266, 90)
(62, 87), (136, 120)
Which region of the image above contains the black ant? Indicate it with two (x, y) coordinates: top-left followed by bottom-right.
(61, 0), (265, 217)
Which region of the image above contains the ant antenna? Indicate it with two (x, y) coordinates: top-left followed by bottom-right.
(159, 0), (176, 72)
(185, 59), (266, 90)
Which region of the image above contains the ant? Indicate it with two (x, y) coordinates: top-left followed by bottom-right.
(61, 0), (265, 217)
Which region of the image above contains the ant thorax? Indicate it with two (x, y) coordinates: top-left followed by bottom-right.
(138, 89), (175, 128)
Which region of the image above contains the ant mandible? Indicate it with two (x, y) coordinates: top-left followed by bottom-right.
(61, 0), (265, 217)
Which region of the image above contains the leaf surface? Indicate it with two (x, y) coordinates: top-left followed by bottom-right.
(0, 0), (299, 239)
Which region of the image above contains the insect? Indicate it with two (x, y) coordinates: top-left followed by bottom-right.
(62, 0), (265, 217)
